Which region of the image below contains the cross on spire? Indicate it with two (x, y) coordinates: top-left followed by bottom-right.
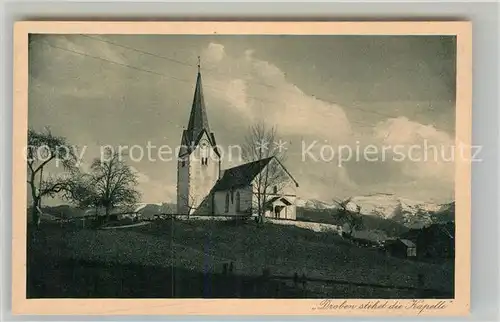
(197, 56), (201, 73)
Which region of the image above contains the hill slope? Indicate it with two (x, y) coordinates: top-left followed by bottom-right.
(28, 220), (454, 298)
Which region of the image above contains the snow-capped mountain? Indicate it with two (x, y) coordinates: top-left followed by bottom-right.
(296, 198), (337, 210)
(342, 193), (451, 229)
(134, 202), (176, 218)
(432, 201), (455, 223)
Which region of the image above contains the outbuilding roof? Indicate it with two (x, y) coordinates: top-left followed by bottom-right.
(399, 239), (416, 248)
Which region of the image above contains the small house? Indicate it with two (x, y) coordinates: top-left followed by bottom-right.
(385, 238), (417, 258)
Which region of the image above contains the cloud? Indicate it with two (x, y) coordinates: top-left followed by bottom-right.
(374, 116), (453, 147)
(202, 43), (353, 144)
(139, 181), (176, 203)
(129, 166), (177, 203)
(203, 43), (226, 64)
(130, 166), (150, 184)
(208, 77), (252, 119)
(30, 35), (130, 99)
(372, 116), (455, 184)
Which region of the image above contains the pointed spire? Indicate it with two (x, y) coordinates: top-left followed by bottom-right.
(186, 65), (210, 143)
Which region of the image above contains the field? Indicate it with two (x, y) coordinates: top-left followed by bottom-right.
(27, 219), (454, 298)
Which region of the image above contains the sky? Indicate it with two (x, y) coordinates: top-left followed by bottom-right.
(28, 34), (456, 205)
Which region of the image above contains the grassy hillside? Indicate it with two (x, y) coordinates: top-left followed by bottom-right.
(28, 219), (453, 298)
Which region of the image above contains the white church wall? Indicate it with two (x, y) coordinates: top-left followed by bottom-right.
(213, 191), (226, 215)
(286, 201), (297, 220)
(238, 186), (253, 215)
(213, 185), (252, 217)
(250, 159), (298, 220)
(279, 182), (298, 196)
(190, 142), (220, 215)
(263, 198), (297, 220)
(176, 157), (190, 214)
(251, 159), (298, 196)
(252, 193), (297, 220)
(177, 132), (220, 215)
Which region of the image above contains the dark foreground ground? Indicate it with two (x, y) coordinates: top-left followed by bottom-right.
(28, 255), (315, 298)
(27, 220), (454, 299)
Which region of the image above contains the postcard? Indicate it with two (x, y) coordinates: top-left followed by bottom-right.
(12, 21), (471, 316)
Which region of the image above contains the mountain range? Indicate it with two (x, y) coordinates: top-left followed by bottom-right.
(296, 193), (455, 230)
(37, 193), (453, 233)
(295, 198), (337, 210)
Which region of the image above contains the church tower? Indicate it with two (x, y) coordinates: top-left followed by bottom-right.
(177, 63), (221, 215)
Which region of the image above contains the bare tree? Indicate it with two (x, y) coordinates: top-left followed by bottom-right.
(87, 150), (141, 220)
(63, 172), (102, 215)
(333, 198), (364, 237)
(180, 192), (199, 219)
(26, 128), (77, 228)
(241, 122), (288, 224)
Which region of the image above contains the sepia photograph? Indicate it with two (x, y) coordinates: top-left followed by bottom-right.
(13, 21), (472, 316)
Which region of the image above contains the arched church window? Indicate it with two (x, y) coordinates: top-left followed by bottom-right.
(273, 185), (278, 194)
(181, 160), (186, 167)
(200, 140), (208, 166)
(225, 193), (230, 213)
(231, 189), (234, 203)
(236, 192), (241, 212)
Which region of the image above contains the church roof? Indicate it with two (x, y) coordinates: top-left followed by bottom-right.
(212, 157), (274, 191)
(186, 71), (210, 144)
(266, 196), (293, 206)
(178, 71), (220, 158)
